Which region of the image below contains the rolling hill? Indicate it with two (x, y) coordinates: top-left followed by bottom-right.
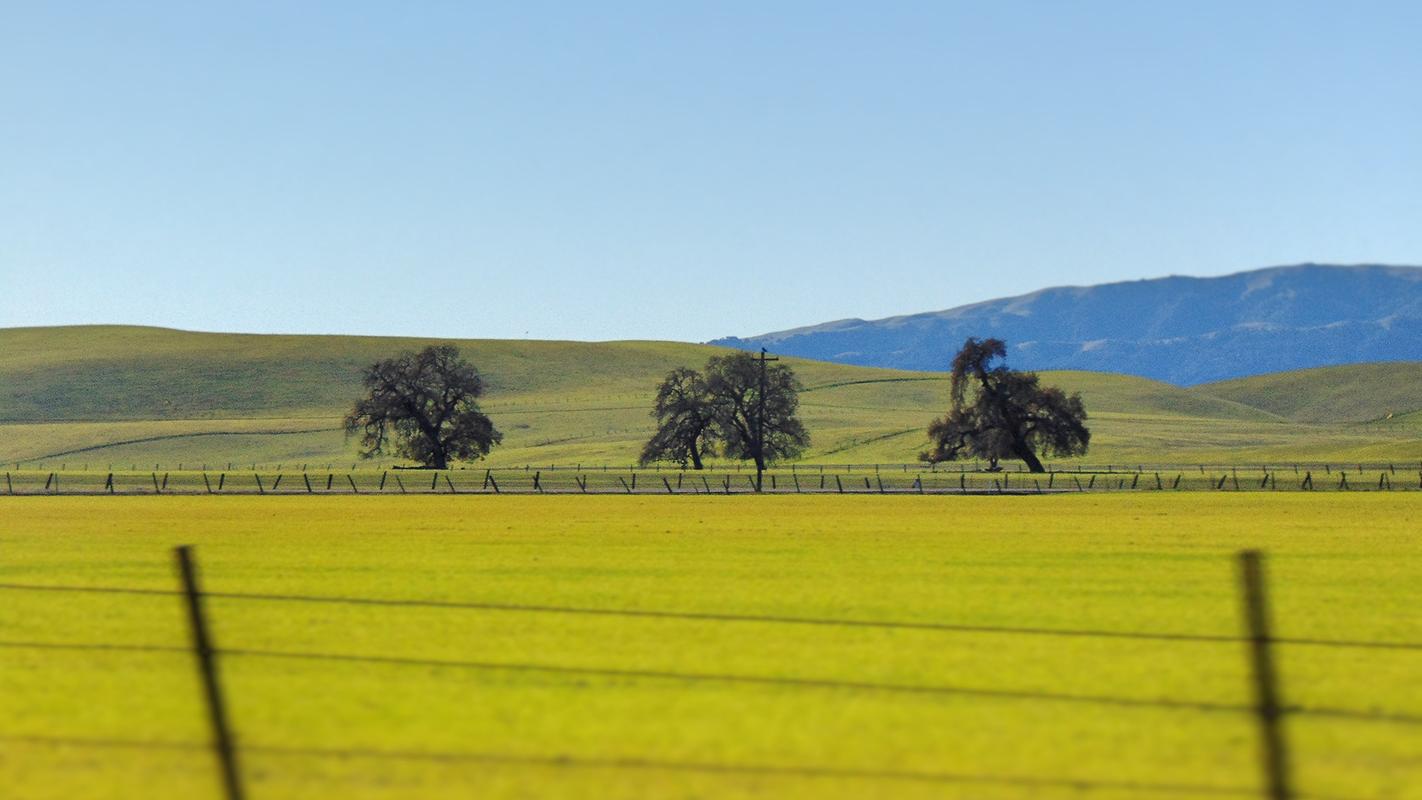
(712, 264), (1422, 384)
(2, 325), (1420, 467)
(1194, 363), (1422, 424)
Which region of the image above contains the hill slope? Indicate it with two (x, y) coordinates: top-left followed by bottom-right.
(713, 264), (1422, 384)
(2, 326), (1419, 466)
(1195, 363), (1422, 424)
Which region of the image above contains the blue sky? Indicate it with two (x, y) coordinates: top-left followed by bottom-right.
(2, 2), (1419, 342)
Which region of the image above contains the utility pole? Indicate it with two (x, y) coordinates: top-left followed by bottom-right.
(755, 347), (779, 492)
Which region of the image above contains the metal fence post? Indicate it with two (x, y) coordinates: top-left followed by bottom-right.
(1239, 550), (1293, 800)
(174, 546), (245, 800)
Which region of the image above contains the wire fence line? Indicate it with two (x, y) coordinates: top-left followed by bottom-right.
(12, 460), (1422, 474)
(0, 734), (1310, 800)
(5, 463), (1422, 495)
(3, 636), (1419, 726)
(4, 550), (1418, 799)
(3, 581), (1422, 653)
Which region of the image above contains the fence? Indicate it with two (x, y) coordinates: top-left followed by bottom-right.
(2, 549), (1419, 799)
(3, 464), (1421, 495)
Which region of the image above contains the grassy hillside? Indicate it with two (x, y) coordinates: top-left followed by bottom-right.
(3, 326), (1420, 466)
(1194, 362), (1422, 423)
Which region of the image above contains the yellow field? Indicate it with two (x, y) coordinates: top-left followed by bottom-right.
(2, 495), (1420, 799)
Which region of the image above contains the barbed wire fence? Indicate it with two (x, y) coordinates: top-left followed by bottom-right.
(2, 549), (1420, 799)
(4, 462), (1421, 495)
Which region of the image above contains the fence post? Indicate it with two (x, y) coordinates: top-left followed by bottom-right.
(174, 546), (246, 800)
(1238, 550), (1293, 800)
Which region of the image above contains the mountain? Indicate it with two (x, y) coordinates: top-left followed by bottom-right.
(711, 264), (1422, 384)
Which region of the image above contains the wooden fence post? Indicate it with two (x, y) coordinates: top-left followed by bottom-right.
(174, 546), (246, 800)
(1238, 550), (1294, 800)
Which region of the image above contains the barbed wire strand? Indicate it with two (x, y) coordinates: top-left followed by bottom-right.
(1, 582), (1419, 652)
(0, 733), (1302, 799)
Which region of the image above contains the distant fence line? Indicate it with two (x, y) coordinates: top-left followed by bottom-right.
(10, 460), (1422, 475)
(3, 465), (1420, 495)
(2, 549), (1417, 799)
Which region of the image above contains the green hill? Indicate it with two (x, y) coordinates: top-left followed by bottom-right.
(1194, 362), (1422, 423)
(2, 326), (1419, 466)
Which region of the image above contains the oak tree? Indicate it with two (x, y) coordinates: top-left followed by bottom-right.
(345, 345), (501, 469)
(705, 351), (810, 481)
(922, 338), (1088, 473)
(640, 366), (717, 470)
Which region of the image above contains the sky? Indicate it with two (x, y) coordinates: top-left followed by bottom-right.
(2, 2), (1420, 342)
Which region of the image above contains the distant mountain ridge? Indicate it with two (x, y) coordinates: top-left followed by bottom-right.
(711, 264), (1422, 384)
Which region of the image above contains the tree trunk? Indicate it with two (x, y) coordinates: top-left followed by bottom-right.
(1014, 445), (1045, 473)
(691, 450), (703, 470)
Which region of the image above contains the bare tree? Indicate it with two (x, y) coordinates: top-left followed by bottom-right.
(344, 345), (501, 469)
(923, 338), (1088, 472)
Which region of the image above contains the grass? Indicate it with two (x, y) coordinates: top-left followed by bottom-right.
(2, 494), (1420, 799)
(1196, 362), (1422, 423)
(4, 326), (1422, 466)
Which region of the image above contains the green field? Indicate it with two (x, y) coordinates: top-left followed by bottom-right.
(2, 495), (1420, 799)
(4, 325), (1422, 467)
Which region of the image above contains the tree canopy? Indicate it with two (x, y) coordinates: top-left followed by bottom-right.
(640, 351), (809, 480)
(705, 351), (809, 474)
(344, 344), (501, 469)
(922, 338), (1088, 472)
(639, 366), (717, 470)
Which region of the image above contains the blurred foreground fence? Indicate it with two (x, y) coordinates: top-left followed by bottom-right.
(1, 549), (1419, 799)
(4, 463), (1422, 495)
